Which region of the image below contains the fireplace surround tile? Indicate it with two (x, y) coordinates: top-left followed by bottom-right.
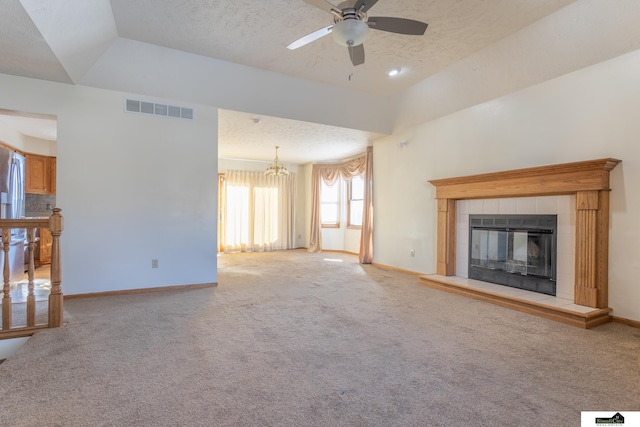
(556, 273), (574, 300)
(534, 296), (576, 308)
(515, 291), (556, 303)
(557, 231), (575, 255)
(536, 196), (558, 214)
(469, 199), (483, 213)
(556, 195), (575, 214)
(457, 199), (469, 214)
(557, 213), (575, 235)
(482, 198), (500, 213)
(455, 243), (468, 277)
(498, 198), (517, 214)
(456, 195), (575, 300)
(561, 304), (597, 314)
(516, 198), (536, 213)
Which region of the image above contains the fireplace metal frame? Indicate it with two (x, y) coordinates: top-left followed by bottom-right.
(468, 214), (557, 296)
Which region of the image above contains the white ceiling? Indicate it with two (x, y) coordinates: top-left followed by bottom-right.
(218, 109), (384, 164)
(0, 109), (57, 141)
(0, 0), (579, 164)
(108, 0), (575, 96)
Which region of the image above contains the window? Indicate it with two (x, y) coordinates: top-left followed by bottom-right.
(348, 175), (364, 228)
(220, 170), (296, 253)
(320, 179), (340, 227)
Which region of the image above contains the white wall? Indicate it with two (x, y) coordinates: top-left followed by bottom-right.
(390, 0), (640, 131)
(0, 121), (27, 150)
(374, 49), (640, 321)
(0, 73), (219, 295)
(344, 229), (361, 254)
(82, 38), (392, 135)
(23, 135), (56, 156)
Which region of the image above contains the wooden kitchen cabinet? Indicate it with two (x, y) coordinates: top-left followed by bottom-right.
(39, 228), (52, 265)
(50, 157), (56, 194)
(25, 154), (56, 194)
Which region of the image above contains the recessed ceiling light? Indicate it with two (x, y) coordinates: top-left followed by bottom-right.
(252, 118), (262, 124)
(388, 68), (401, 77)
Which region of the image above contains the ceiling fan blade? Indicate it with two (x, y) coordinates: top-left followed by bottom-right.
(367, 17), (428, 35)
(302, 0), (341, 15)
(348, 43), (365, 66)
(287, 25), (333, 50)
(354, 0), (379, 13)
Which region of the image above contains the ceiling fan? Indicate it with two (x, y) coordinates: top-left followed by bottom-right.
(287, 0), (428, 66)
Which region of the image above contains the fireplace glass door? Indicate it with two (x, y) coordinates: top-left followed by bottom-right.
(470, 229), (553, 278)
(468, 215), (557, 295)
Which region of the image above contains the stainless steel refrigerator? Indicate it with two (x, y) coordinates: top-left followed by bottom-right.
(0, 147), (25, 283)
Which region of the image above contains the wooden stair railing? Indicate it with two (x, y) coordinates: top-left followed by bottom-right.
(0, 208), (63, 339)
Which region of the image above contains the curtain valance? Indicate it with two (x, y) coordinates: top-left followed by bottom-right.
(315, 154), (367, 185)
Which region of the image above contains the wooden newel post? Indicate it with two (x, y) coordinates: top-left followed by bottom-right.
(2, 228), (11, 330)
(48, 208), (64, 327)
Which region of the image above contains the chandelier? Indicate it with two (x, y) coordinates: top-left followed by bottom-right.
(265, 146), (289, 176)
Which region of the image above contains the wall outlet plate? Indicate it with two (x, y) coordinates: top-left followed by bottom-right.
(151, 259), (159, 268)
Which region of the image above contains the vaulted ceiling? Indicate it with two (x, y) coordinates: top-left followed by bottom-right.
(0, 0), (613, 164)
(4, 0), (577, 95)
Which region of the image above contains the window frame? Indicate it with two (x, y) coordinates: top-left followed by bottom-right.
(320, 178), (341, 228)
(347, 174), (364, 229)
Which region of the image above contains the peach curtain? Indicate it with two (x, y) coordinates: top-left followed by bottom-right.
(358, 147), (373, 264)
(308, 147), (373, 263)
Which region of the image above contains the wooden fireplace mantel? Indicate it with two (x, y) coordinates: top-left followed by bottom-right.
(429, 158), (621, 200)
(427, 158), (621, 310)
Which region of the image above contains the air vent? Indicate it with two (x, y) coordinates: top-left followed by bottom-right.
(124, 98), (194, 121)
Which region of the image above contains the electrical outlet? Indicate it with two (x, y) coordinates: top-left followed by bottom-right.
(410, 249), (415, 257)
(151, 259), (159, 268)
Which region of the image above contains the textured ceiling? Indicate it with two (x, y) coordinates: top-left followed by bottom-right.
(0, 0), (579, 164)
(0, 0), (72, 84)
(110, 0), (576, 96)
(218, 109), (383, 164)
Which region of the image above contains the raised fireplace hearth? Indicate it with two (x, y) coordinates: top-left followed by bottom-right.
(469, 214), (557, 296)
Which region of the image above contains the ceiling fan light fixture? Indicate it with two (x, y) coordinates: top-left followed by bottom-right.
(265, 146), (290, 176)
(331, 19), (369, 47)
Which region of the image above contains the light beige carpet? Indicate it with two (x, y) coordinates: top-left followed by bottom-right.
(0, 249), (638, 426)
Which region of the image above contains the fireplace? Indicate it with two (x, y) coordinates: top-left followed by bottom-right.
(468, 214), (557, 296)
(422, 158), (620, 328)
